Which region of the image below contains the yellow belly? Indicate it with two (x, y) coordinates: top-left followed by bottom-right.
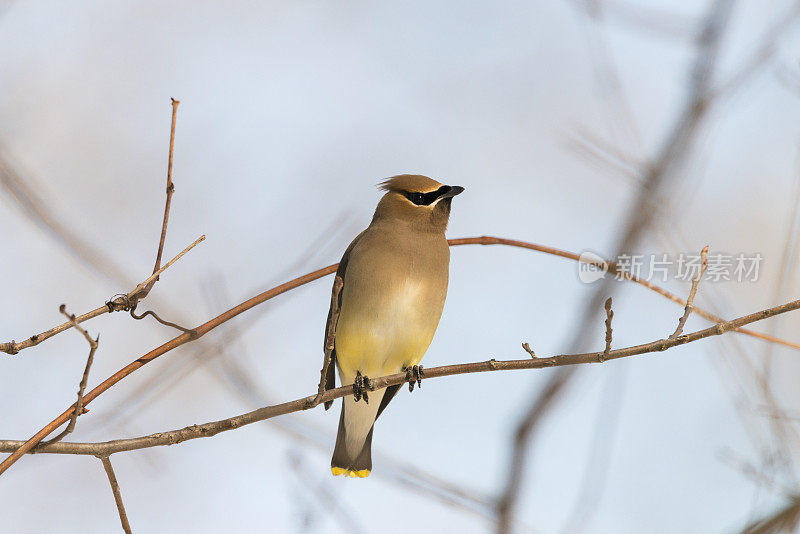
(335, 278), (443, 381)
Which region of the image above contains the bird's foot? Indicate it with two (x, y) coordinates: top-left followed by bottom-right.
(354, 371), (371, 403)
(404, 365), (424, 392)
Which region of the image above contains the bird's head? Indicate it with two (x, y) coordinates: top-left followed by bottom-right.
(372, 174), (464, 232)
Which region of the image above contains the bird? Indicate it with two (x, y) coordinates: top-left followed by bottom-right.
(323, 174), (464, 478)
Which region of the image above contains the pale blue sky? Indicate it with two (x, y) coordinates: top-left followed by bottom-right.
(2, 1), (800, 532)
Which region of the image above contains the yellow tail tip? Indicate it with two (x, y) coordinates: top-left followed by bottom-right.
(331, 467), (370, 478)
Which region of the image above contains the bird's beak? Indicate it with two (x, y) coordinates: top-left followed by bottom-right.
(439, 185), (465, 199)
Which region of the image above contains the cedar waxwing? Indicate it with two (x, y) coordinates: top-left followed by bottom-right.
(324, 174), (464, 478)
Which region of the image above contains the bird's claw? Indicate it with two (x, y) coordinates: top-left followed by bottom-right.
(405, 365), (424, 392)
(354, 371), (371, 403)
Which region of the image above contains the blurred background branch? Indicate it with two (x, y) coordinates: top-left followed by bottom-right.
(2, 0), (800, 531)
(496, 0), (800, 531)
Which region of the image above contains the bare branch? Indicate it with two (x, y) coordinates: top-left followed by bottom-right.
(497, 1), (737, 529)
(141, 98), (180, 299)
(1, 305), (107, 356)
(669, 245), (708, 339)
(0, 262), (336, 474)
(602, 297), (613, 361)
(496, 366), (570, 530)
(35, 306), (99, 449)
(521, 342), (536, 358)
(3, 296), (800, 459)
(0, 234), (204, 355)
(127, 234), (205, 300)
(447, 236), (800, 351)
(4, 234), (795, 357)
(0, 101), (195, 357)
(310, 274), (343, 409)
(128, 306), (197, 337)
(99, 456), (133, 534)
(4, 233), (800, 476)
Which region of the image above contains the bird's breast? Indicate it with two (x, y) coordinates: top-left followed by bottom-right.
(335, 235), (449, 380)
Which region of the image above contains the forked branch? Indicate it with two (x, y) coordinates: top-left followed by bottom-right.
(3, 295), (800, 459)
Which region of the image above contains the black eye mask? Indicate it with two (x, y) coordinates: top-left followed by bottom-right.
(402, 186), (451, 206)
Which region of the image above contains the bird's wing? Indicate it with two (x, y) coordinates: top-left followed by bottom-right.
(322, 230), (366, 410)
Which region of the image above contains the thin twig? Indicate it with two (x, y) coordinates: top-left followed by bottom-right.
(521, 342), (536, 358)
(3, 234), (795, 356)
(141, 98), (180, 299)
(128, 234), (205, 300)
(193, 275), (498, 523)
(97, 212), (360, 430)
(129, 306), (197, 337)
(0, 234), (205, 356)
(36, 306), (98, 449)
(99, 456), (133, 534)
(447, 237), (800, 351)
(602, 297), (613, 361)
(1, 306), (107, 356)
(670, 245), (708, 339)
(0, 263), (336, 474)
(0, 102), (194, 357)
(3, 296), (800, 458)
(5, 233), (800, 475)
(310, 275), (343, 409)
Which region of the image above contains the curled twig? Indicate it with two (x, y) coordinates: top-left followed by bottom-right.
(1, 234), (204, 356)
(129, 304), (197, 337)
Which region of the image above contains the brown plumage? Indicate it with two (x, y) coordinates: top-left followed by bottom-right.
(325, 175), (464, 477)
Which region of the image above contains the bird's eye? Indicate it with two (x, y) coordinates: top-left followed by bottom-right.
(410, 193), (425, 205)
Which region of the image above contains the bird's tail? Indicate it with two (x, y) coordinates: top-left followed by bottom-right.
(331, 393), (384, 478)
